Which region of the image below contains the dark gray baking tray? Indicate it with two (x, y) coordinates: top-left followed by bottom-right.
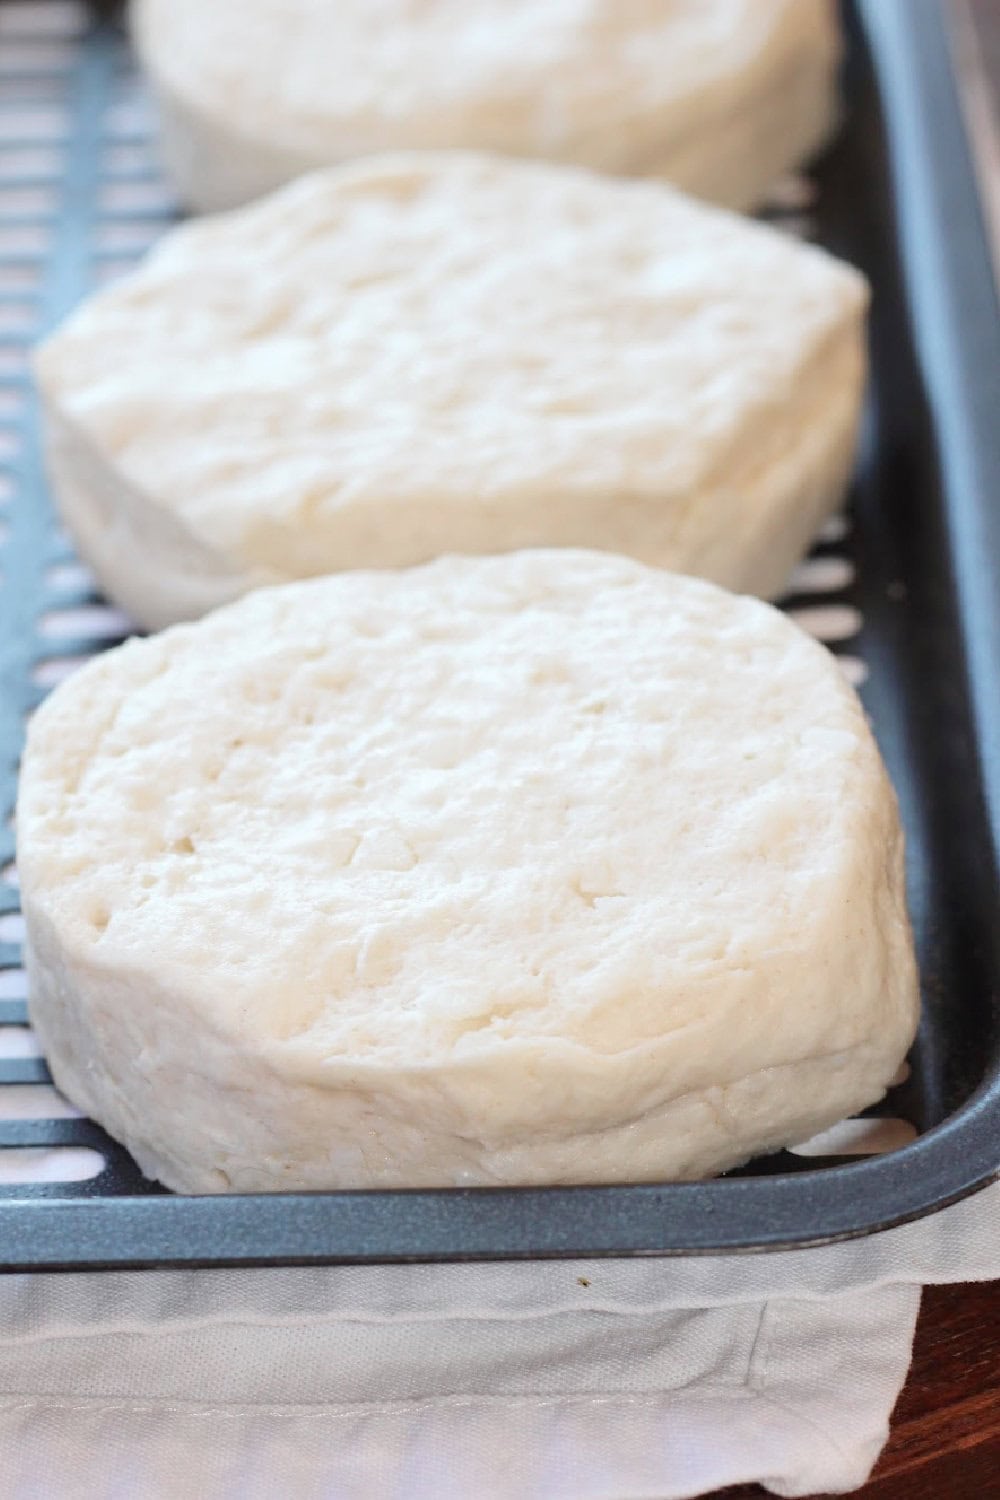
(0, 0), (997, 1267)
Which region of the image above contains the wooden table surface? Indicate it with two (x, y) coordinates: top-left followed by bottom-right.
(712, 5), (1000, 1491)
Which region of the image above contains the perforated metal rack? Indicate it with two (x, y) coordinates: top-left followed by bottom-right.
(0, 0), (997, 1268)
(0, 0), (167, 1201)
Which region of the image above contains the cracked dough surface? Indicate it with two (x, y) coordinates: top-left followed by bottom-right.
(18, 551), (919, 1193)
(132, 0), (841, 212)
(36, 152), (867, 631)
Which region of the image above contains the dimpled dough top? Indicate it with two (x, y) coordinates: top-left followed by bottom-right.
(35, 153), (868, 631)
(132, 0), (840, 212)
(18, 552), (919, 1193)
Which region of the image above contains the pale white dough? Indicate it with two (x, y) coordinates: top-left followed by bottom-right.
(36, 153), (868, 632)
(132, 0), (841, 213)
(17, 551), (919, 1194)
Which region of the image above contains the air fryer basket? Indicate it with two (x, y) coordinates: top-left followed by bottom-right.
(0, 0), (997, 1267)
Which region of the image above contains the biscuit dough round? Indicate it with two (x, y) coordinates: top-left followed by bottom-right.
(17, 551), (919, 1194)
(35, 153), (868, 632)
(132, 0), (841, 213)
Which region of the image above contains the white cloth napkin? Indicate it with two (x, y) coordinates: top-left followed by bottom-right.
(0, 1180), (996, 1500)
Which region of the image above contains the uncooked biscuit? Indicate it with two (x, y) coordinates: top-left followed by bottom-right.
(132, 0), (841, 213)
(18, 551), (919, 1193)
(36, 153), (867, 631)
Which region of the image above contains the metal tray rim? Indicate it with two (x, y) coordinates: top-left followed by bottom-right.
(0, 1087), (998, 1270)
